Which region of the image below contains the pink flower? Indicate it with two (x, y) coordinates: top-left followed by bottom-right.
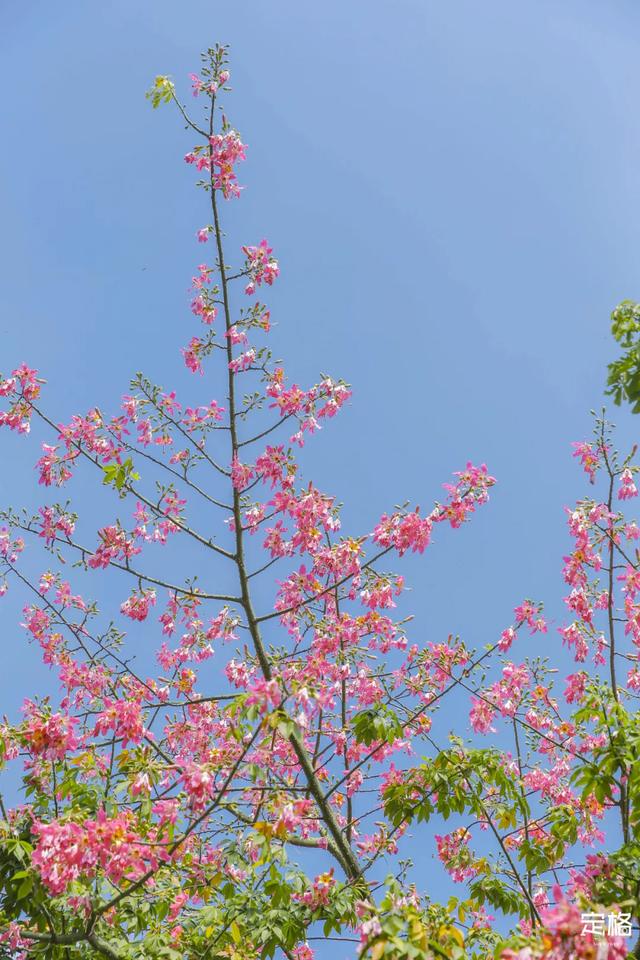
(0, 526), (25, 560)
(182, 336), (206, 374)
(498, 626), (516, 651)
(36, 443), (74, 486)
(469, 697), (496, 734)
(231, 456), (254, 491)
(181, 761), (214, 811)
(168, 892), (189, 921)
(571, 440), (600, 483)
(513, 600), (546, 633)
(89, 524), (140, 569)
(292, 870), (335, 911)
(0, 364), (41, 434)
(130, 772), (152, 797)
(539, 884), (582, 936)
(225, 324), (248, 345)
(372, 511), (432, 556)
(32, 812), (161, 895)
(292, 946), (314, 960)
(255, 444), (290, 488)
(0, 922), (31, 958)
(94, 698), (147, 745)
(435, 828), (478, 882)
(242, 239), (279, 294)
(186, 131), (247, 199)
(190, 73), (204, 96)
(121, 589), (156, 622)
(564, 671), (587, 703)
(225, 658), (253, 688)
(152, 799), (179, 824)
(619, 467), (638, 500)
(22, 703), (80, 760)
(560, 622), (589, 662)
(228, 348), (256, 373)
(245, 677), (282, 712)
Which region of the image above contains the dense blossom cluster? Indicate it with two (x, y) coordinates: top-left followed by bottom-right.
(372, 463), (495, 555)
(242, 239), (280, 295)
(31, 813), (168, 895)
(185, 130), (247, 199)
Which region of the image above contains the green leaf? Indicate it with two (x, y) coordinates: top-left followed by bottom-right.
(146, 75), (175, 108)
(607, 300), (640, 410)
(16, 876), (33, 900)
(102, 457), (140, 492)
(352, 707), (403, 746)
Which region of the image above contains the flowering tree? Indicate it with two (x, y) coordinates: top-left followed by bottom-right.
(1, 44), (640, 960)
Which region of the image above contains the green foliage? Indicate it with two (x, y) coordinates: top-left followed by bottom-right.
(357, 879), (500, 960)
(352, 706), (404, 746)
(102, 457), (140, 492)
(606, 299), (640, 411)
(571, 690), (640, 821)
(467, 875), (527, 919)
(180, 867), (361, 960)
(383, 747), (528, 829)
(146, 76), (175, 109)
(0, 817), (52, 945)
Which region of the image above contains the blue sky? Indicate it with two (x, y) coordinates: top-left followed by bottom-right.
(2, 0), (640, 941)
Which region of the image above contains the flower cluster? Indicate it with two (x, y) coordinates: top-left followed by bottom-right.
(372, 462), (495, 555)
(185, 130), (247, 199)
(0, 363), (41, 433)
(190, 68), (229, 97)
(32, 812), (165, 895)
(21, 703), (80, 760)
(242, 239), (279, 295)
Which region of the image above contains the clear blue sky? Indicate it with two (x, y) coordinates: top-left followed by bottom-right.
(2, 0), (640, 937)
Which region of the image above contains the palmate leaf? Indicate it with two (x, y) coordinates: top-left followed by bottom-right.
(146, 75), (175, 108)
(606, 300), (640, 411)
(102, 457), (140, 492)
(352, 706), (404, 746)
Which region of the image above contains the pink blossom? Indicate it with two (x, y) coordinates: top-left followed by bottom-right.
(94, 698), (147, 745)
(372, 510), (432, 556)
(121, 588), (156, 622)
(32, 811), (165, 895)
(498, 626), (516, 651)
(564, 671), (587, 703)
(245, 677), (282, 712)
(292, 945), (315, 960)
(571, 440), (600, 483)
(292, 870), (335, 911)
(22, 703), (80, 760)
(228, 348), (256, 373)
(539, 884), (583, 936)
(618, 467), (638, 500)
(435, 828), (478, 882)
(181, 336), (206, 374)
(231, 456), (254, 491)
(0, 922), (31, 958)
(180, 761), (214, 811)
(469, 697), (496, 734)
(185, 131), (247, 199)
(242, 239), (279, 294)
